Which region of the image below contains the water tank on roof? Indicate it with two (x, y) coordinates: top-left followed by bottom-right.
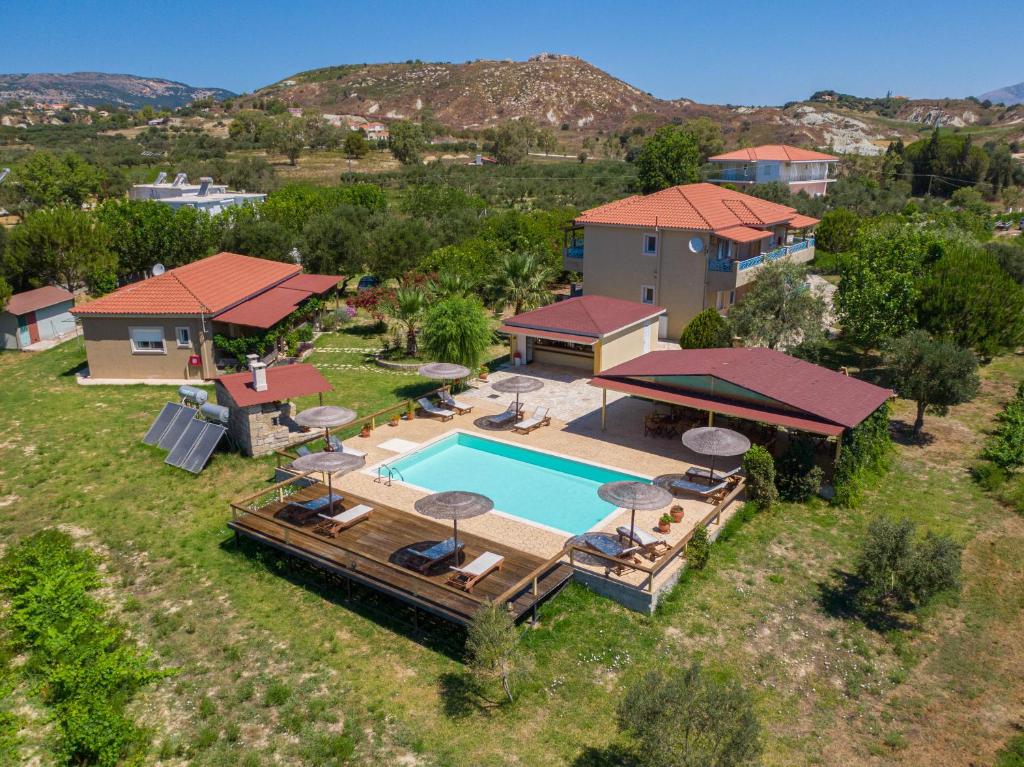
(200, 403), (230, 424)
(179, 385), (208, 406)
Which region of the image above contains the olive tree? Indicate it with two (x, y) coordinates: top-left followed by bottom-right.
(465, 601), (521, 703)
(728, 261), (825, 350)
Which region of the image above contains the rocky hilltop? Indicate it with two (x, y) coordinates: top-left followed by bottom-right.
(0, 72), (236, 109)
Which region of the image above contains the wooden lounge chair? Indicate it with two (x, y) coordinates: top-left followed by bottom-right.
(285, 492), (343, 522)
(685, 465), (742, 483)
(407, 537), (464, 573)
(312, 504), (373, 537)
(584, 535), (642, 576)
(487, 401), (522, 427)
(447, 551), (504, 592)
(417, 397), (455, 422)
(616, 526), (670, 561)
(670, 477), (729, 501)
(328, 435), (367, 458)
(513, 407), (550, 434)
(438, 390), (473, 415)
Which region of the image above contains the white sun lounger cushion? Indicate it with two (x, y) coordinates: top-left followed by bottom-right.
(616, 525), (662, 547)
(417, 398), (454, 417)
(318, 504), (373, 524)
(440, 392), (472, 410)
(687, 466), (742, 482)
(671, 478), (729, 495)
(451, 551), (504, 576)
(514, 407), (549, 429)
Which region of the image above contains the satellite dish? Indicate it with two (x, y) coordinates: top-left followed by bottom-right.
(688, 237), (705, 254)
(152, 263), (166, 276)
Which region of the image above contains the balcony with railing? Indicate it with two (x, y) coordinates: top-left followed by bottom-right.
(563, 228), (585, 270)
(706, 237), (815, 289)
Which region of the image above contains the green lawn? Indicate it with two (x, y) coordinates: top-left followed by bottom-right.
(1, 331), (1023, 766)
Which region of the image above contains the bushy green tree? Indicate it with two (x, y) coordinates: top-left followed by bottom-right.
(343, 130), (370, 158)
(369, 218), (433, 280)
(985, 239), (1024, 285)
(486, 250), (554, 316)
(6, 206), (114, 291)
(814, 208), (861, 254)
(678, 117), (724, 163)
(389, 120), (426, 165)
(905, 129), (988, 197)
(492, 120), (534, 166)
(220, 211), (294, 262)
(686, 525), (711, 570)
(617, 664), (761, 767)
(742, 445), (778, 511)
(635, 125), (701, 193)
(96, 199), (218, 275)
(4, 151), (102, 212)
(982, 382), (1024, 470)
(420, 295), (493, 369)
(728, 261), (825, 350)
(263, 114), (306, 166)
(299, 206), (369, 288)
(884, 330), (980, 436)
(679, 308), (732, 349)
(854, 516), (961, 611)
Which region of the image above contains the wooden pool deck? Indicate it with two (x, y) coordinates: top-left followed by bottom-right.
(228, 476), (573, 626)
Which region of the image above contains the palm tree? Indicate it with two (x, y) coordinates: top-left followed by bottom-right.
(387, 286), (428, 357)
(433, 269), (476, 300)
(487, 250), (554, 316)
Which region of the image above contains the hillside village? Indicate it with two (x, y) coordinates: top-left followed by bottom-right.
(2, 37), (1024, 767)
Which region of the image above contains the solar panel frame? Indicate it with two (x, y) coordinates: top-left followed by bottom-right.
(179, 423), (227, 474)
(156, 406), (197, 450)
(142, 403), (188, 446)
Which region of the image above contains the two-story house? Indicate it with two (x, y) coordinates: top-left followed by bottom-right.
(707, 144), (839, 197)
(564, 183), (818, 339)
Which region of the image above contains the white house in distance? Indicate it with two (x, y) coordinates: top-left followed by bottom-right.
(129, 173), (266, 215)
(707, 144), (839, 197)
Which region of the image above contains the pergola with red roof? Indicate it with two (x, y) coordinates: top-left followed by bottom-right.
(590, 348), (892, 457)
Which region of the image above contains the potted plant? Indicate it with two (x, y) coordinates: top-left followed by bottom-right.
(658, 514), (672, 533)
(389, 413), (400, 427)
(479, 365), (489, 382)
(670, 505), (685, 523)
(359, 423), (372, 438)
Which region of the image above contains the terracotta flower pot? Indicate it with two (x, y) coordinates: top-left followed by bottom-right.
(389, 416), (400, 427)
(670, 506), (684, 523)
(658, 520), (671, 533)
(359, 425), (371, 438)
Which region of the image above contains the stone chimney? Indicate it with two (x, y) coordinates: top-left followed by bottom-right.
(251, 361), (268, 392)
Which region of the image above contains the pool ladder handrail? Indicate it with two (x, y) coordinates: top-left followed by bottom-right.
(375, 463), (405, 487)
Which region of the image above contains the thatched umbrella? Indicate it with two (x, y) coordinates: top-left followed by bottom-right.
(490, 375), (544, 413)
(597, 480), (673, 543)
(291, 450), (365, 515)
(418, 362), (471, 383)
(295, 405), (357, 451)
(413, 490), (494, 556)
(681, 426), (751, 479)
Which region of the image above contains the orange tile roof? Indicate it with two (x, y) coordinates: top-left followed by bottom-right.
(713, 225), (773, 244)
(709, 144), (839, 162)
(575, 183), (805, 232)
(71, 253), (301, 316)
(788, 214), (821, 228)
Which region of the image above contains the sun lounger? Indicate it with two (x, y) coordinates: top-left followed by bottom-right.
(685, 465), (742, 483)
(312, 504), (373, 537)
(488, 401), (522, 427)
(583, 535), (642, 576)
(328, 435), (367, 458)
(513, 407), (550, 434)
(285, 492), (342, 522)
(616, 525), (670, 561)
(296, 445), (312, 457)
(670, 477), (729, 500)
(447, 551), (504, 592)
(407, 537), (464, 573)
(438, 390), (473, 415)
(417, 397), (455, 422)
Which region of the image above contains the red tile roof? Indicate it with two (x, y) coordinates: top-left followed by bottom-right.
(713, 225), (773, 244)
(788, 214), (821, 229)
(501, 295), (665, 339)
(71, 253), (301, 316)
(496, 325), (597, 346)
(709, 144), (839, 162)
(216, 363), (332, 407)
(575, 183), (810, 232)
(593, 348), (892, 431)
(5, 285), (74, 316)
(214, 286), (312, 329)
(279, 273), (342, 295)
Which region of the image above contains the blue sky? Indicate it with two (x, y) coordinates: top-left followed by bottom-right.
(2, 0), (1015, 104)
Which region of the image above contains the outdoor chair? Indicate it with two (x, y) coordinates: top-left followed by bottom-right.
(328, 435), (367, 458)
(685, 465), (742, 483)
(438, 390), (473, 415)
(488, 401), (522, 427)
(513, 406), (550, 434)
(670, 477), (729, 502)
(447, 551), (504, 592)
(312, 504), (373, 537)
(285, 492), (343, 522)
(417, 397), (455, 422)
(407, 537), (465, 573)
(296, 445), (312, 457)
(616, 525), (670, 561)
(583, 535), (643, 576)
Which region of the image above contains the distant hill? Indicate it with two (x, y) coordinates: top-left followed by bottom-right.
(0, 72), (236, 109)
(244, 55), (1024, 155)
(980, 82), (1024, 105)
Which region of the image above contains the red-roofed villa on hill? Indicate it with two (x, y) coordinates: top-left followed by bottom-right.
(564, 183), (818, 339)
(707, 144), (839, 197)
(70, 252), (341, 381)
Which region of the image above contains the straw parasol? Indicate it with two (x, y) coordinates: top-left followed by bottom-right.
(413, 490), (494, 556)
(490, 375), (544, 412)
(291, 450), (365, 515)
(680, 426), (751, 478)
(295, 405), (357, 451)
(418, 362), (471, 383)
(597, 480), (673, 544)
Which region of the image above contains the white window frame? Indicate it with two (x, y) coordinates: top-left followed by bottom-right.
(175, 326), (192, 348)
(640, 285), (656, 305)
(643, 233), (658, 256)
(129, 326), (166, 355)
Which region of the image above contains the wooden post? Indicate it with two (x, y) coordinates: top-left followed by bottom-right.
(532, 576), (538, 596)
(601, 388), (607, 431)
(318, 392), (324, 406)
(834, 436), (843, 463)
(707, 411), (715, 427)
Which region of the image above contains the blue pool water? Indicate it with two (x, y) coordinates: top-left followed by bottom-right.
(387, 432), (649, 535)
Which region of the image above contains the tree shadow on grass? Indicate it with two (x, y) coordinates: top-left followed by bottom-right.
(889, 419), (936, 448)
(817, 568), (913, 634)
(339, 322), (386, 339)
(571, 744), (636, 767)
(438, 671), (489, 719)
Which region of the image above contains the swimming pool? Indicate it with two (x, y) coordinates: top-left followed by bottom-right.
(384, 432), (650, 535)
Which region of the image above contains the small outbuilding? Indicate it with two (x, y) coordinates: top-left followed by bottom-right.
(499, 295), (665, 375)
(1, 286), (76, 350)
(215, 362), (333, 456)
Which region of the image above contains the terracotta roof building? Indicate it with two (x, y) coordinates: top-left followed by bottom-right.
(707, 144), (839, 197)
(499, 295), (665, 374)
(590, 348), (892, 438)
(1, 286), (76, 350)
(565, 184), (819, 340)
(71, 252), (341, 382)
